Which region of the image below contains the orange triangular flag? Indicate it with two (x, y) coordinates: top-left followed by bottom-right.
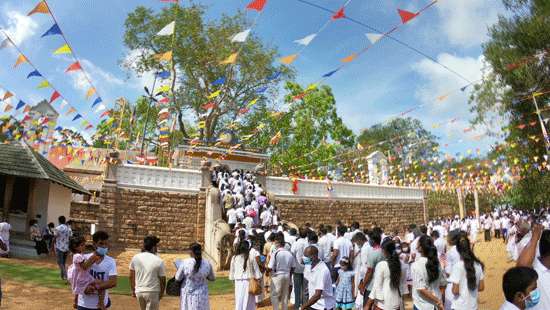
(4, 104), (12, 112)
(27, 1), (49, 16)
(85, 87), (96, 99)
(23, 105), (31, 113)
(332, 7), (345, 20)
(341, 53), (357, 63)
(65, 107), (76, 116)
(14, 54), (28, 68)
(279, 54), (298, 65)
(154, 51), (172, 62)
(398, 9), (418, 24)
(3, 91), (13, 100)
(220, 52), (238, 65)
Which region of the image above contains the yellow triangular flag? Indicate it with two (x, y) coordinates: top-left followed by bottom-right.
(220, 52), (238, 65)
(279, 54), (298, 65)
(14, 54), (27, 68)
(247, 98), (259, 108)
(155, 85), (170, 93)
(85, 87), (96, 99)
(154, 51), (172, 62)
(306, 83), (318, 91)
(341, 53), (357, 63)
(198, 121), (206, 129)
(37, 80), (50, 89)
(207, 90), (221, 99)
(53, 44), (72, 55)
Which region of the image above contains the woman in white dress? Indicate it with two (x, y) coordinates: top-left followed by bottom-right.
(411, 235), (446, 310)
(448, 236), (485, 310)
(230, 240), (262, 310)
(175, 243), (215, 310)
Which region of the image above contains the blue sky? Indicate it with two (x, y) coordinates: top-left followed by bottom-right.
(0, 0), (507, 156)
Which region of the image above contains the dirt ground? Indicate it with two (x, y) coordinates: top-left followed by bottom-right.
(0, 236), (512, 310)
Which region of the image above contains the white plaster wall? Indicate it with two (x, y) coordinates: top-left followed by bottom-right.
(47, 183), (72, 225)
(33, 179), (51, 228)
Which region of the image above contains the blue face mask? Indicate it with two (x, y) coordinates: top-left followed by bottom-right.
(525, 289), (541, 308)
(302, 257), (312, 265)
(96, 246), (108, 256)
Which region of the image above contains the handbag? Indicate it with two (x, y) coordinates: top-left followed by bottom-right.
(166, 277), (182, 296)
(248, 255), (262, 295)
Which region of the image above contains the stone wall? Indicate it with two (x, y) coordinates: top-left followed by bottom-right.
(274, 197), (424, 233)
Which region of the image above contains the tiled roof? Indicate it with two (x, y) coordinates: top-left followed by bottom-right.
(0, 142), (90, 195)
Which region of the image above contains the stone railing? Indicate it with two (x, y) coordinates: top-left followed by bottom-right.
(266, 176), (424, 201)
(116, 164), (202, 192)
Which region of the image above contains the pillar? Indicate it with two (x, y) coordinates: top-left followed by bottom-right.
(98, 151), (120, 243)
(200, 160), (212, 189)
(2, 176), (14, 220)
(422, 190), (428, 225)
(474, 189), (480, 223)
(26, 179), (37, 235)
(457, 188), (465, 219)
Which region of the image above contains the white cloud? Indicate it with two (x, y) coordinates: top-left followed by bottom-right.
(435, 0), (503, 48)
(122, 49), (156, 91)
(70, 58), (124, 93)
(1, 9), (39, 45)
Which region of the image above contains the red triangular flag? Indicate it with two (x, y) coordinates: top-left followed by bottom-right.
(246, 0), (267, 11)
(398, 9), (418, 24)
(201, 102), (217, 110)
(332, 7), (345, 20)
(49, 91), (61, 103)
(100, 110), (110, 118)
(65, 61), (82, 73)
(159, 97), (170, 104)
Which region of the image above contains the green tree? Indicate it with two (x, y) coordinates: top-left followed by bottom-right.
(123, 4), (292, 145)
(469, 0), (550, 207)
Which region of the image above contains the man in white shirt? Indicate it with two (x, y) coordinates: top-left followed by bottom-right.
(78, 231), (117, 310)
(130, 236), (166, 310)
(260, 209), (273, 229)
(318, 227), (333, 263)
(331, 226), (353, 273)
(227, 206), (238, 231)
(291, 228), (309, 309)
(54, 216), (72, 280)
(499, 266), (539, 310)
(302, 246), (336, 310)
(268, 232), (296, 310)
(483, 215), (493, 242)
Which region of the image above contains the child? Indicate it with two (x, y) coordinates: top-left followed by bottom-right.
(499, 266), (539, 310)
(334, 257), (355, 310)
(67, 236), (105, 310)
(400, 241), (412, 295)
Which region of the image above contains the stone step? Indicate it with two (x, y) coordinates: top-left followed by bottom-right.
(9, 244), (39, 259)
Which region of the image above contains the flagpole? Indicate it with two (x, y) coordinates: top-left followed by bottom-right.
(140, 74), (158, 156)
(531, 93), (550, 154)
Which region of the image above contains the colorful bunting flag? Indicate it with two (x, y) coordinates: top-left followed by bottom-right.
(198, 121), (206, 129)
(207, 90), (221, 99)
(156, 71), (170, 79)
(72, 114), (82, 121)
(26, 70), (42, 78)
(211, 77), (226, 86)
(60, 100), (68, 109)
(53, 44), (72, 55)
(85, 87), (96, 99)
(3, 91), (13, 101)
(156, 85), (170, 93)
(157, 21), (175, 36)
(332, 7), (345, 20)
(154, 51), (172, 62)
(267, 71), (281, 80)
(246, 0), (267, 11)
(37, 80), (50, 89)
(341, 53), (357, 63)
(201, 102), (216, 110)
(14, 54), (28, 68)
(41, 23), (62, 37)
(95, 104), (106, 113)
(255, 86), (268, 94)
(366, 33), (384, 44)
(270, 131), (282, 145)
(294, 33), (317, 46)
(16, 100), (25, 110)
(397, 9), (418, 24)
(4, 104), (12, 112)
(322, 69), (339, 77)
(92, 97), (102, 108)
(279, 54), (298, 65)
(65, 61), (82, 73)
(220, 52), (238, 65)
(49, 91), (61, 103)
(100, 110), (110, 118)
(230, 29), (251, 43)
(247, 97), (259, 107)
(27, 1), (49, 16)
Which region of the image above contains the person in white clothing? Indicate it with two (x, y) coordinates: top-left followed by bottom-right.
(301, 246), (336, 310)
(318, 226), (334, 263)
(0, 220), (10, 257)
(268, 232), (295, 310)
(331, 226), (353, 272)
(411, 235), (446, 310)
(229, 240), (262, 310)
(129, 236), (166, 310)
(448, 235), (485, 310)
(498, 266), (539, 310)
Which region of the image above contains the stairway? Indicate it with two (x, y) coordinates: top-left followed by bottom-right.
(9, 236), (39, 258)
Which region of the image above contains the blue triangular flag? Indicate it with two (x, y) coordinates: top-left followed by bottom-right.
(55, 126), (63, 131)
(16, 100), (25, 110)
(460, 85), (469, 92)
(26, 70), (42, 79)
(322, 69), (339, 78)
(41, 23), (62, 37)
(156, 71), (170, 79)
(72, 114), (82, 121)
(256, 86), (268, 94)
(92, 97), (102, 107)
(211, 77), (226, 86)
(267, 71), (281, 81)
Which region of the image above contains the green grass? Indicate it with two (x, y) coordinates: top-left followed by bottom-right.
(0, 260), (233, 296)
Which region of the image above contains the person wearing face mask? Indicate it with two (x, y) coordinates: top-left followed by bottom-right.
(499, 266), (539, 310)
(77, 231), (118, 310)
(302, 246), (336, 310)
(130, 235), (166, 310)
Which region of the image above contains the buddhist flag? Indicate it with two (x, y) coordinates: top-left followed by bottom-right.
(279, 54), (297, 65)
(220, 52), (238, 65)
(246, 0), (267, 11)
(366, 33), (384, 44)
(198, 120), (206, 129)
(156, 85), (170, 93)
(65, 61), (82, 73)
(14, 54), (28, 68)
(332, 7), (345, 20)
(207, 90), (221, 99)
(398, 9), (418, 24)
(27, 70), (42, 78)
(85, 87), (96, 99)
(247, 98), (259, 107)
(201, 102), (216, 110)
(100, 110), (110, 118)
(155, 51), (172, 62)
(157, 21), (175, 36)
(16, 100), (25, 110)
(95, 104), (106, 113)
(322, 69), (339, 78)
(92, 97), (102, 107)
(3, 91), (13, 101)
(4, 104), (12, 112)
(72, 114), (82, 121)
(270, 131), (282, 145)
(341, 53), (357, 63)
(37, 80), (50, 89)
(294, 33), (317, 46)
(230, 29), (251, 43)
(41, 23), (62, 37)
(60, 100), (68, 109)
(211, 77), (226, 86)
(53, 44), (72, 55)
(49, 91), (61, 103)
(267, 71), (281, 80)
(27, 1), (49, 16)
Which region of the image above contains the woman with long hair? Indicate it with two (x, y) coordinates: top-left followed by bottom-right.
(411, 235), (446, 310)
(229, 240), (262, 310)
(365, 239), (405, 310)
(175, 243), (215, 310)
(448, 236), (485, 309)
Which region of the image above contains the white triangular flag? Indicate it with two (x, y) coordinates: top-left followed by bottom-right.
(230, 29), (251, 43)
(59, 100), (68, 109)
(95, 104), (106, 113)
(293, 33), (317, 46)
(366, 33), (384, 44)
(157, 21), (175, 36)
